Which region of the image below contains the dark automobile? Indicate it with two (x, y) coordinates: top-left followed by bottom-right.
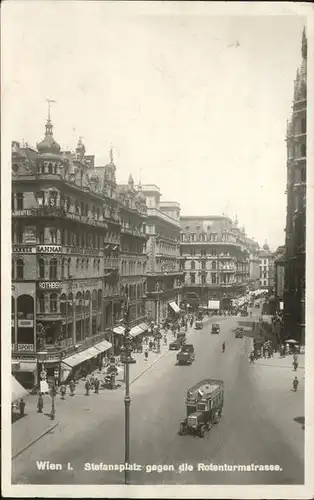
(169, 340), (181, 350)
(235, 327), (244, 338)
(241, 310), (249, 317)
(211, 324), (220, 334)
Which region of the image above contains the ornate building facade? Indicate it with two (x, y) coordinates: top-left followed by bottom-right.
(283, 29), (307, 344)
(179, 215), (250, 303)
(258, 243), (274, 290)
(11, 114), (147, 386)
(141, 185), (183, 322)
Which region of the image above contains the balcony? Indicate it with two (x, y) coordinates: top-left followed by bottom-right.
(121, 226), (147, 238)
(12, 207), (120, 228)
(147, 208), (180, 227)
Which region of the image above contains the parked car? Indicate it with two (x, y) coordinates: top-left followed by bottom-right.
(211, 324), (220, 334)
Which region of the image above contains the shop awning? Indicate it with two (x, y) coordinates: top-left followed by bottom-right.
(94, 340), (112, 352)
(12, 375), (29, 403)
(130, 323), (149, 338)
(113, 326), (125, 335)
(60, 367), (72, 383)
(169, 301), (180, 313)
(62, 346), (101, 368)
(12, 361), (37, 373)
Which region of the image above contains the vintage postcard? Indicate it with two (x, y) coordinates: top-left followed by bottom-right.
(1, 1), (313, 498)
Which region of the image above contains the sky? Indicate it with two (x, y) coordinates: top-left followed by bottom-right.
(2, 2), (307, 250)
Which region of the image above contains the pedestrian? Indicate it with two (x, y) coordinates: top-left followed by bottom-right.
(250, 352), (255, 365)
(37, 393), (44, 413)
(60, 384), (66, 399)
(85, 379), (90, 396)
(293, 376), (299, 392)
(144, 349), (148, 362)
(69, 380), (75, 397)
(90, 375), (95, 388)
(94, 378), (100, 394)
(19, 398), (26, 417)
(149, 340), (153, 351)
(293, 360), (299, 372)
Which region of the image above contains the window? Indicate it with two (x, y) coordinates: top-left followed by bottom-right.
(211, 273), (217, 284)
(68, 293), (73, 314)
(301, 118), (306, 134)
(12, 259), (15, 279)
(301, 143), (306, 158)
(201, 275), (206, 286)
(38, 228), (45, 244)
(50, 293), (58, 313)
(48, 163), (53, 174)
(68, 258), (71, 277)
(60, 294), (67, 315)
(191, 261), (195, 271)
(50, 228), (57, 244)
(300, 167), (306, 183)
(212, 261), (216, 270)
(190, 273), (195, 284)
(38, 258), (45, 278)
(61, 259), (65, 278)
(39, 293), (45, 313)
(190, 233), (196, 242)
(201, 261), (206, 270)
(16, 259), (24, 279)
(16, 193), (23, 210)
(76, 258), (80, 269)
(49, 258), (57, 280)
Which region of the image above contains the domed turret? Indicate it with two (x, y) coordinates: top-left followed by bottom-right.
(263, 242), (270, 251)
(37, 118), (61, 155)
(128, 173), (134, 190)
(90, 169), (99, 183)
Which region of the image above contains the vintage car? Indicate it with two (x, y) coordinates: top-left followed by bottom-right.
(211, 324), (220, 334)
(179, 379), (224, 437)
(169, 332), (186, 350)
(177, 344), (195, 365)
(240, 310), (249, 317)
(195, 320), (203, 330)
(235, 327), (244, 338)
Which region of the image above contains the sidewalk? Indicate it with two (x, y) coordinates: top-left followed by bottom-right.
(12, 319), (206, 459)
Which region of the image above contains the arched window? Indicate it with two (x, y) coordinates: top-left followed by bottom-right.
(38, 293), (45, 313)
(61, 259), (65, 278)
(212, 261), (216, 270)
(60, 294), (67, 315)
(76, 292), (82, 314)
(16, 258), (24, 279)
(68, 293), (73, 315)
(38, 258), (45, 279)
(50, 293), (58, 313)
(12, 259), (15, 280)
(191, 261), (195, 271)
(98, 289), (102, 309)
(68, 258), (71, 277)
(137, 284), (140, 299)
(85, 291), (91, 313)
(49, 258), (57, 280)
(92, 290), (97, 310)
(48, 163), (53, 174)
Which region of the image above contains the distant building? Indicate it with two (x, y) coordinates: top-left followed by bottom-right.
(259, 242), (274, 290)
(141, 185), (183, 323)
(179, 216), (250, 304)
(245, 237), (260, 290)
(283, 29), (306, 344)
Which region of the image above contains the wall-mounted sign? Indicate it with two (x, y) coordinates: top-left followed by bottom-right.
(280, 301), (284, 310)
(18, 319), (34, 328)
(13, 246), (36, 254)
(12, 210), (32, 217)
(70, 278), (100, 289)
(37, 245), (62, 254)
(24, 226), (37, 244)
(38, 281), (62, 290)
(17, 344), (34, 352)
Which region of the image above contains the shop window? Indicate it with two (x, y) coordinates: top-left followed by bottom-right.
(38, 258), (45, 279)
(50, 228), (58, 244)
(50, 293), (58, 313)
(16, 258), (24, 279)
(16, 193), (24, 210)
(49, 258), (58, 280)
(38, 293), (45, 313)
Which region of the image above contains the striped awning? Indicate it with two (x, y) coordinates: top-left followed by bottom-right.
(12, 375), (29, 403)
(94, 340), (112, 352)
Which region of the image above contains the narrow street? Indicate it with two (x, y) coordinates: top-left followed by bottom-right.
(12, 314), (304, 486)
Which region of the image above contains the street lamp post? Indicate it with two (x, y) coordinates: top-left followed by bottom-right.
(50, 381), (56, 420)
(120, 296), (136, 485)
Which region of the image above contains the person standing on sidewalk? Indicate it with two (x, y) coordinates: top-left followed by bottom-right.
(19, 398), (26, 417)
(293, 359), (299, 371)
(69, 380), (75, 397)
(144, 348), (148, 362)
(37, 393), (44, 413)
(94, 378), (100, 394)
(293, 376), (299, 392)
(85, 379), (90, 396)
(60, 384), (66, 399)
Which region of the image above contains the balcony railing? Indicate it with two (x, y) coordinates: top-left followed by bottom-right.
(12, 207), (121, 227)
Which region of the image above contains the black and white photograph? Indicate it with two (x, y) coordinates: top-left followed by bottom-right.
(1, 1), (313, 498)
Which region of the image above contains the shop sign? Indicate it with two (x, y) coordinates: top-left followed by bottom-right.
(38, 281), (62, 290)
(18, 319), (34, 328)
(17, 343), (34, 352)
(37, 245), (63, 254)
(66, 213), (81, 222)
(13, 246), (36, 254)
(24, 226), (37, 244)
(70, 278), (100, 289)
(12, 209), (32, 217)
